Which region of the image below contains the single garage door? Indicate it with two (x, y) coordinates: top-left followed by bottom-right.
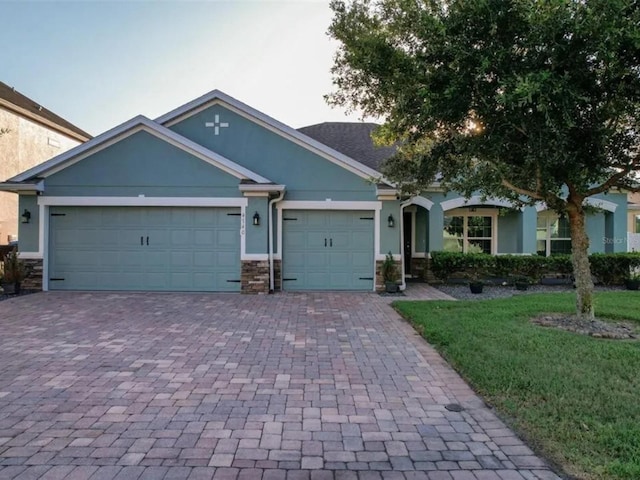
(282, 210), (374, 290)
(48, 206), (240, 292)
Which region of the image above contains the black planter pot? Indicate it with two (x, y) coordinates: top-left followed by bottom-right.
(625, 279), (640, 291)
(515, 282), (529, 291)
(1, 282), (16, 295)
(469, 282), (484, 294)
(385, 282), (399, 293)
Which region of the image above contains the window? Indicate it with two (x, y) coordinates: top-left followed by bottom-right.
(636, 215), (640, 234)
(537, 212), (572, 256)
(443, 213), (494, 254)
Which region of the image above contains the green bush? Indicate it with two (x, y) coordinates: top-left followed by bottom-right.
(589, 253), (640, 285)
(430, 251), (495, 281)
(430, 251), (640, 285)
(494, 255), (548, 281)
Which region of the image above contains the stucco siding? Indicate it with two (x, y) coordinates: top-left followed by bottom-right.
(169, 105), (377, 201)
(43, 130), (242, 198)
(0, 107), (80, 242)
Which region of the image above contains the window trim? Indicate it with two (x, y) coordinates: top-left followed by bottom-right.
(443, 208), (498, 255)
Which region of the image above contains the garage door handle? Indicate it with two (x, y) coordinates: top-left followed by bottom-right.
(324, 238), (327, 247)
(330, 238), (333, 247)
(140, 236), (143, 246)
(146, 236), (149, 246)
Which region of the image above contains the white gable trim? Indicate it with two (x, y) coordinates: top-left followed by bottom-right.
(11, 116), (272, 185)
(441, 196), (518, 211)
(407, 195), (434, 211)
(156, 90), (393, 185)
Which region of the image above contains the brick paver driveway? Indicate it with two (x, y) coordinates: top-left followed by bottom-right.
(0, 292), (560, 480)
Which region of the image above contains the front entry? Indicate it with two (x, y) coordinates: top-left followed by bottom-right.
(282, 210), (374, 291)
(403, 211), (412, 275)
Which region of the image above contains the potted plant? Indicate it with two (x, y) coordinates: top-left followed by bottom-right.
(466, 253), (488, 294)
(1, 248), (25, 295)
(624, 272), (640, 291)
(381, 252), (400, 293)
(514, 275), (531, 291)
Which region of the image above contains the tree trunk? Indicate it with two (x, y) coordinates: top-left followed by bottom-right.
(566, 200), (595, 320)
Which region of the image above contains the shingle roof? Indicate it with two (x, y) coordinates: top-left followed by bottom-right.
(0, 81), (91, 141)
(297, 122), (396, 173)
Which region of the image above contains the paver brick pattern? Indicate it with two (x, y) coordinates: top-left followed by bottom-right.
(0, 292), (560, 480)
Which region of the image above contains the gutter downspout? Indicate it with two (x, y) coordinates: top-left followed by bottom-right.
(269, 190), (285, 292)
(399, 198), (413, 291)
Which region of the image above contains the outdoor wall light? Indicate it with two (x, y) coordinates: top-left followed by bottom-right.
(253, 211), (260, 226)
(21, 209), (31, 224)
(387, 214), (395, 228)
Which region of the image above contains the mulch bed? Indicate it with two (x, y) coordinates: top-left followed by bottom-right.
(531, 313), (638, 340)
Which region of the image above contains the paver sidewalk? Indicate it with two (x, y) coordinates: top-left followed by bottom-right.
(0, 292), (561, 479)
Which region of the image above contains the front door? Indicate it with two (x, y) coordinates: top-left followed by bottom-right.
(403, 211), (412, 275)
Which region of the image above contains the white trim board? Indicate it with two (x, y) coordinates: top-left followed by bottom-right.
(38, 196), (249, 208)
(11, 116), (272, 185)
(155, 90), (393, 186)
(441, 196), (518, 211)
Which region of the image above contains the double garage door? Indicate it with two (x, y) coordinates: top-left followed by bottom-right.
(48, 206), (241, 292)
(282, 210), (375, 291)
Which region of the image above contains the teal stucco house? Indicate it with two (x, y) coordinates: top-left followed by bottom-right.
(0, 90), (629, 293)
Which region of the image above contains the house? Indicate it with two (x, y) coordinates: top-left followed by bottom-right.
(0, 82), (91, 245)
(0, 90), (629, 293)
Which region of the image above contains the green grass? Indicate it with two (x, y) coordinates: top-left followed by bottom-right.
(394, 292), (640, 480)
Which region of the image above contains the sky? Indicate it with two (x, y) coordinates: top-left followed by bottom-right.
(0, 0), (369, 137)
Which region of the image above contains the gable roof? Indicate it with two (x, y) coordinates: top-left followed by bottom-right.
(155, 89), (392, 185)
(298, 122), (397, 173)
(8, 115), (272, 185)
(0, 81), (91, 142)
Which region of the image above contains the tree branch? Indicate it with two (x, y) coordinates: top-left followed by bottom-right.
(585, 164), (635, 196)
(501, 178), (544, 200)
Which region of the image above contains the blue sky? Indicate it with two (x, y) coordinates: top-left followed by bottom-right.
(0, 0), (366, 136)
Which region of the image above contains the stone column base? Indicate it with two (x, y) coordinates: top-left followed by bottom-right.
(241, 260), (270, 294)
(21, 258), (43, 291)
(375, 259), (402, 292)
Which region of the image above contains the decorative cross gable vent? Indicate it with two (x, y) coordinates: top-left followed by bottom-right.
(205, 114), (229, 135)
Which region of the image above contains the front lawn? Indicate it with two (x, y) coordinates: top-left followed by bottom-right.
(394, 292), (640, 480)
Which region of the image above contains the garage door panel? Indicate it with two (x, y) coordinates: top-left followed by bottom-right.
(49, 206), (240, 292)
(216, 251), (237, 268)
(194, 230), (215, 246)
(216, 229), (237, 247)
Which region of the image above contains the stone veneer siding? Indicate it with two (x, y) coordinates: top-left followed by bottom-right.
(273, 259), (282, 291)
(375, 259), (402, 292)
(241, 260), (269, 294)
(21, 258), (43, 291)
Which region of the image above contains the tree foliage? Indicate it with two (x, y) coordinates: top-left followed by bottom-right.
(328, 0), (640, 318)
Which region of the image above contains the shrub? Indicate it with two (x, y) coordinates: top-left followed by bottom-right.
(589, 253), (640, 285)
(430, 251), (640, 285)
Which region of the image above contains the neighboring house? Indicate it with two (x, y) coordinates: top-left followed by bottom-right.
(628, 192), (640, 252)
(0, 90), (629, 293)
(0, 82), (91, 244)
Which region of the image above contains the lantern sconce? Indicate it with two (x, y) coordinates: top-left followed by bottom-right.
(21, 209), (31, 224)
(387, 214), (395, 228)
(253, 211), (260, 226)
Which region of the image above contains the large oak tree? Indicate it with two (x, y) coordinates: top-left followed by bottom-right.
(328, 0), (640, 319)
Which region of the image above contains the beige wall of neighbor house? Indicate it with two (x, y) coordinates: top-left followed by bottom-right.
(0, 108), (82, 243)
(628, 192), (640, 234)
